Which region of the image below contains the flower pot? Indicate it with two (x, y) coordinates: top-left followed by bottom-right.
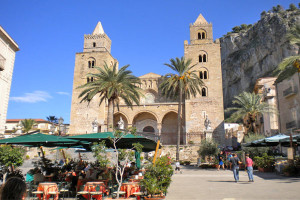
(144, 196), (165, 200)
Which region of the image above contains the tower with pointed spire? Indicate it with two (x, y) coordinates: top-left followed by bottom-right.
(69, 22), (118, 135)
(184, 14), (225, 143)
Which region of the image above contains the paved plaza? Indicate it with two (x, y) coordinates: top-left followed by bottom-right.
(166, 165), (300, 200)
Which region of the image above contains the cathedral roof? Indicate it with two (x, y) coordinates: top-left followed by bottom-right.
(194, 14), (208, 25)
(92, 21), (105, 35)
(139, 72), (161, 79)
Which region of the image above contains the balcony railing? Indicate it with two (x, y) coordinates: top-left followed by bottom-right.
(283, 86), (298, 98)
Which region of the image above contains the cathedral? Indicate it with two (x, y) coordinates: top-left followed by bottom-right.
(69, 14), (225, 145)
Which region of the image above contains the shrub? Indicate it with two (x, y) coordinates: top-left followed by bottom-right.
(288, 3), (297, 11)
(198, 140), (219, 163)
(232, 26), (241, 33)
(254, 153), (274, 169)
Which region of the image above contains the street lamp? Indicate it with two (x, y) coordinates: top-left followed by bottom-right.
(58, 117), (64, 136)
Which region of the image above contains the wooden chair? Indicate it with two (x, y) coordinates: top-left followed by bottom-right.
(31, 190), (43, 200)
(89, 185), (103, 200)
(46, 186), (59, 200)
(76, 185), (89, 200)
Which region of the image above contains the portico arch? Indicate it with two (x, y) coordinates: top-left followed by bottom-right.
(133, 112), (158, 134)
(161, 111), (183, 145)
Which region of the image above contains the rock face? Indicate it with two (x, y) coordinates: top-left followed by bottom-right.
(220, 10), (300, 109)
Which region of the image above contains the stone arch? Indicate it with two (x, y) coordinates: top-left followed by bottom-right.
(141, 89), (158, 104)
(197, 29), (207, 39)
(201, 86), (208, 97)
(198, 51), (208, 63)
(161, 111), (183, 145)
(199, 67), (209, 80)
(132, 111), (158, 134)
(88, 57), (96, 68)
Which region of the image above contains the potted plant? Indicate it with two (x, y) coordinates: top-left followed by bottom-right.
(254, 153), (275, 172)
(140, 156), (173, 200)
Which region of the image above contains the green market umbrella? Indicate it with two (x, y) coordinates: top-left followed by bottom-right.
(243, 134), (290, 147)
(0, 133), (80, 147)
(135, 151), (141, 169)
(68, 132), (159, 152)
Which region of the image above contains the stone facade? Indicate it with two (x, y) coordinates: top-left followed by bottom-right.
(253, 77), (279, 136)
(275, 73), (300, 133)
(0, 26), (19, 135)
(70, 15), (225, 145)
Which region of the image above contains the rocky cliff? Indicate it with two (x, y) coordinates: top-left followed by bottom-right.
(220, 9), (300, 109)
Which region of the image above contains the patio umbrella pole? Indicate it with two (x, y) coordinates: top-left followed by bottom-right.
(152, 140), (160, 165)
(40, 146), (47, 168)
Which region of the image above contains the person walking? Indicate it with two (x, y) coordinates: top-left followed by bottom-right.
(217, 151), (225, 171)
(175, 160), (182, 174)
(245, 154), (254, 182)
(230, 153), (242, 182)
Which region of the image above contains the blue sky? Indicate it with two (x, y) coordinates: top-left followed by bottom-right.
(1, 0), (298, 123)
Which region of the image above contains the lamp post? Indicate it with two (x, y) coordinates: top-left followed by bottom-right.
(58, 117), (64, 136)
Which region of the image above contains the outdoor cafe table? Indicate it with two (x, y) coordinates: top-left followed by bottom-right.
(121, 182), (140, 198)
(82, 181), (106, 200)
(37, 182), (58, 200)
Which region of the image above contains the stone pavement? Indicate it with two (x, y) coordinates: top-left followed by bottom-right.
(166, 165), (300, 200)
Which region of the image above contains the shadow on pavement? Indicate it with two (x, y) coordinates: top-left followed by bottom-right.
(253, 171), (300, 182)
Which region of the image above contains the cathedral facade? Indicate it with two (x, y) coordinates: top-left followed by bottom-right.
(69, 14), (225, 145)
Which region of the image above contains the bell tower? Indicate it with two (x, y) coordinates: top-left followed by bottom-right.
(184, 14), (225, 144)
(69, 22), (118, 135)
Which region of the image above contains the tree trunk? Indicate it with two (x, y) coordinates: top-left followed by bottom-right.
(176, 87), (182, 161)
(107, 99), (114, 131)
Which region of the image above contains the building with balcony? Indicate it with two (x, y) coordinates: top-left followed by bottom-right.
(275, 70), (300, 133)
(253, 77), (279, 136)
(0, 26), (19, 135)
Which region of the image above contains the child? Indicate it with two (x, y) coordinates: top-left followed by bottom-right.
(175, 160), (182, 174)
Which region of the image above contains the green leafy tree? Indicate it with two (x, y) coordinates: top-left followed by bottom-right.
(21, 119), (36, 133)
(78, 62), (141, 131)
(197, 140), (219, 163)
(160, 57), (204, 161)
(93, 128), (143, 199)
(288, 3), (297, 11)
(0, 145), (25, 173)
(242, 133), (269, 157)
(92, 141), (110, 168)
(140, 156), (173, 197)
(225, 92), (276, 134)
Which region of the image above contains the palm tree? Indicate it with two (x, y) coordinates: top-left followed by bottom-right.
(160, 57), (204, 160)
(78, 62), (141, 131)
(46, 116), (58, 124)
(274, 25), (300, 75)
(21, 119), (36, 133)
(225, 92), (276, 134)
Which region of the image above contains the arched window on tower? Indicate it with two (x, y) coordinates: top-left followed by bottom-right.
(202, 32), (206, 39)
(198, 33), (201, 39)
(199, 55), (202, 63)
(202, 88), (207, 97)
(87, 77), (90, 83)
(91, 61), (95, 68)
(203, 54), (207, 62)
(91, 77), (94, 82)
(204, 71), (207, 79)
(88, 61), (91, 68)
(199, 71), (203, 79)
(88, 58), (96, 69)
(93, 42), (96, 47)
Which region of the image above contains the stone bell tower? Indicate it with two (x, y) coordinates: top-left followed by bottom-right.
(184, 14), (225, 144)
(69, 22), (118, 135)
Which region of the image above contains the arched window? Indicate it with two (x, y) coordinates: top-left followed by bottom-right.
(202, 88), (207, 97)
(199, 71), (203, 79)
(198, 33), (201, 39)
(202, 32), (206, 39)
(203, 54), (207, 62)
(204, 71), (207, 79)
(88, 61), (91, 68)
(91, 61), (95, 68)
(93, 42), (96, 47)
(143, 126), (155, 133)
(87, 77), (90, 83)
(91, 77), (94, 82)
(199, 55), (202, 62)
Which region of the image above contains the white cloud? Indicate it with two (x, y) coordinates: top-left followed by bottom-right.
(10, 91), (52, 103)
(57, 92), (70, 96)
